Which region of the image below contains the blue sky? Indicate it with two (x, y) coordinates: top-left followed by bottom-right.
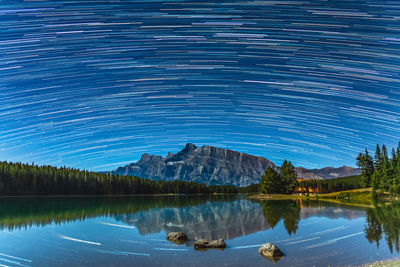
(1, 0), (400, 171)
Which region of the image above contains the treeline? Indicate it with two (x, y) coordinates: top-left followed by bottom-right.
(260, 160), (297, 194)
(297, 175), (362, 194)
(0, 161), (241, 196)
(357, 142), (400, 194)
(238, 183), (260, 194)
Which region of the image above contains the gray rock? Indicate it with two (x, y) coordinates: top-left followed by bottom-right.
(258, 243), (284, 262)
(194, 239), (226, 249)
(166, 232), (187, 245)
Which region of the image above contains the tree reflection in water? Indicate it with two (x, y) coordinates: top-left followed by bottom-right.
(365, 202), (400, 253)
(260, 200), (301, 235)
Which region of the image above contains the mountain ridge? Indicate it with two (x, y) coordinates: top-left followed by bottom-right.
(112, 143), (360, 186)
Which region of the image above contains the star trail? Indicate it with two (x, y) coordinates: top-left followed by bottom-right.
(1, 0), (400, 171)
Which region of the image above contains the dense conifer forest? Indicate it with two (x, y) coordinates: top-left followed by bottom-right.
(0, 161), (239, 195)
(356, 142), (400, 194)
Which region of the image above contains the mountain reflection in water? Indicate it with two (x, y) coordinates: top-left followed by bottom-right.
(116, 198), (270, 241)
(0, 196), (399, 254)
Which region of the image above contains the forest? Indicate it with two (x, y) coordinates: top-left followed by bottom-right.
(259, 160), (298, 194)
(259, 142), (400, 195)
(0, 161), (241, 195)
(356, 142), (400, 194)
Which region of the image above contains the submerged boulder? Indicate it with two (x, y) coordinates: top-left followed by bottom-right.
(194, 239), (226, 250)
(166, 232), (187, 245)
(258, 243), (284, 262)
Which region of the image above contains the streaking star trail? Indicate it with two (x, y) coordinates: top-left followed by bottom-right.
(0, 0), (399, 170)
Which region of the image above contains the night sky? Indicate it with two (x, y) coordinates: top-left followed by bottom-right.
(1, 0), (400, 171)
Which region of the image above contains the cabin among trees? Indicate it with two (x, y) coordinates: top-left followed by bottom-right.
(295, 179), (320, 195)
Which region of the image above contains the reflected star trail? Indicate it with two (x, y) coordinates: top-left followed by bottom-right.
(0, 0), (399, 170)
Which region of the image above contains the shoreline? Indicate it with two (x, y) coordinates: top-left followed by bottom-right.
(249, 188), (372, 200)
(360, 259), (400, 267)
(249, 188), (375, 208)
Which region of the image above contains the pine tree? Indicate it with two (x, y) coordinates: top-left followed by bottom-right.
(381, 145), (390, 190)
(375, 144), (384, 170)
(372, 144), (383, 192)
(356, 148), (374, 187)
(280, 160), (297, 194)
(388, 148), (397, 193)
(395, 142), (400, 189)
(260, 167), (281, 194)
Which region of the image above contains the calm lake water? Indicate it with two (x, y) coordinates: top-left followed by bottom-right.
(0, 196), (399, 267)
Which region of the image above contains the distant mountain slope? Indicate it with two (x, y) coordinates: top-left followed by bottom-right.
(112, 143), (360, 186)
(295, 166), (360, 180)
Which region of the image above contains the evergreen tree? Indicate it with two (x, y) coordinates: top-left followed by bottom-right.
(374, 144), (384, 170)
(371, 171), (379, 194)
(381, 145), (390, 190)
(389, 142), (400, 194)
(372, 144), (383, 192)
(280, 160), (297, 194)
(388, 148), (397, 193)
(356, 148), (374, 187)
(260, 167), (281, 194)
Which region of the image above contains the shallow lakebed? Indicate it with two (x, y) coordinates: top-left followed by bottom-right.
(0, 196), (398, 266)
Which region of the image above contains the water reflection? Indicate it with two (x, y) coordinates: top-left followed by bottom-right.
(365, 202), (400, 253)
(260, 200), (301, 235)
(1, 195), (400, 257)
(117, 198), (270, 242)
(0, 196), (233, 230)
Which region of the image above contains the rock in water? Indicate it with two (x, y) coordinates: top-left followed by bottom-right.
(194, 239), (226, 250)
(166, 232), (187, 245)
(258, 243), (284, 262)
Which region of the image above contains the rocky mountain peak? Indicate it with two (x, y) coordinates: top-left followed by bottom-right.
(181, 143), (197, 154)
(112, 144), (360, 186)
(112, 143), (277, 186)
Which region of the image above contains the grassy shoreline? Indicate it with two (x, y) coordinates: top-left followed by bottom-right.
(249, 188), (374, 206)
(249, 188), (371, 199)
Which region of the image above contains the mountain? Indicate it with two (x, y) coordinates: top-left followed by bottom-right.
(112, 143), (360, 186)
(295, 166), (360, 180)
(112, 143), (277, 186)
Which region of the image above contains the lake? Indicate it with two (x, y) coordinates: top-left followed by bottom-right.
(0, 196), (399, 266)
